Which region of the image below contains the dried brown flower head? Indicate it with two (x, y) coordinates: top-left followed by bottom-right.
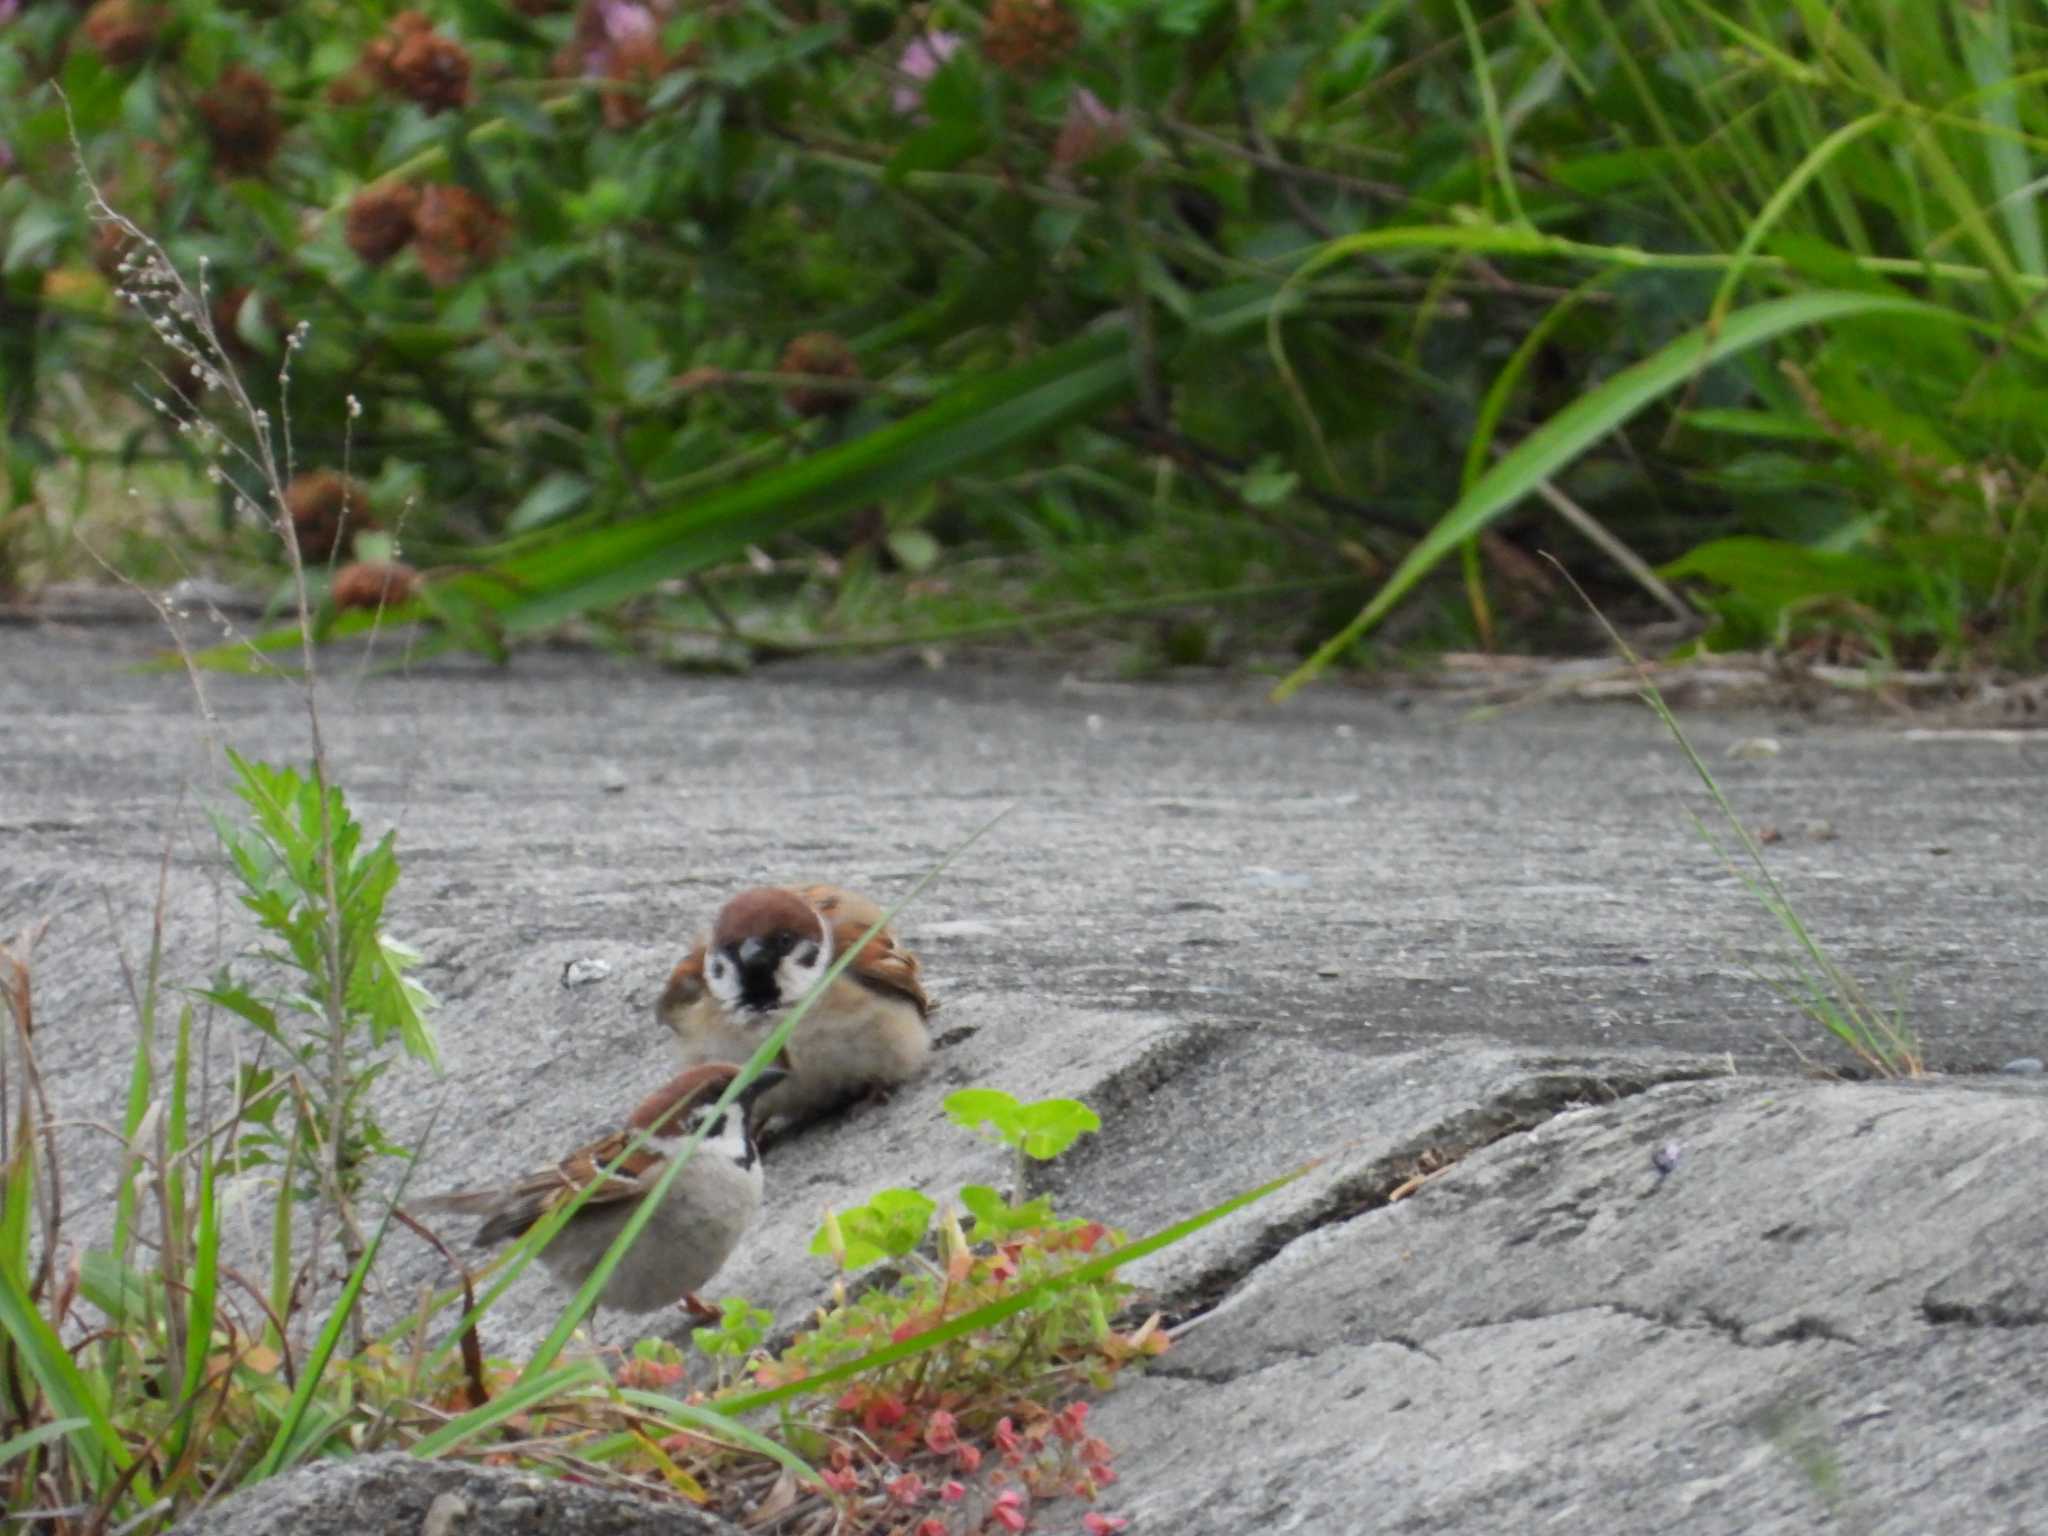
(391, 26), (472, 114)
(81, 0), (165, 68)
(361, 10), (433, 86)
(345, 183), (422, 266)
(778, 332), (863, 418)
(283, 471), (379, 565)
(981, 0), (1078, 76)
(413, 183), (505, 287)
(331, 560), (422, 612)
(197, 65), (282, 175)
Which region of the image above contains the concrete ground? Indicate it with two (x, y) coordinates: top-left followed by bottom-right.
(4, 619), (2045, 1534)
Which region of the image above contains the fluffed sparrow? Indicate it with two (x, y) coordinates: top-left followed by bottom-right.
(659, 885), (933, 1132)
(416, 1062), (785, 1318)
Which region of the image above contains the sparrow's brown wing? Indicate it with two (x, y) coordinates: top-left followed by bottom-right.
(417, 1130), (667, 1247)
(798, 884), (933, 1019)
(657, 942), (708, 1026)
(416, 1067), (736, 1248)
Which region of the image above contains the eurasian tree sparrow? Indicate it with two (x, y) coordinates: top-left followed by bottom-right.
(659, 885), (933, 1132)
(416, 1062), (785, 1319)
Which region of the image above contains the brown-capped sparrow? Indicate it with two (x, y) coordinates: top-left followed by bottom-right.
(658, 885), (933, 1132)
(415, 1062), (784, 1319)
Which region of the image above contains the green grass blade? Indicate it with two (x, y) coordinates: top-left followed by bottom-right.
(1706, 112), (1891, 331)
(1451, 0), (1528, 227)
(406, 1360), (609, 1459)
(1271, 288), (1957, 700)
(166, 1136), (221, 1471)
(247, 1135), (430, 1483)
(612, 1390), (817, 1485)
(713, 1156), (1316, 1418)
(0, 1264), (130, 1491)
(0, 1418), (90, 1469)
(1959, 0), (2043, 278)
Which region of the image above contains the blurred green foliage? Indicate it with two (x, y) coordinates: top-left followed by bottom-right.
(5, 0), (2048, 676)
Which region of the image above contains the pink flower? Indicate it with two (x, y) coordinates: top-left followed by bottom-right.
(1082, 1515), (1129, 1535)
(954, 1443), (983, 1473)
(1053, 1402), (1089, 1443)
(817, 1465), (860, 1495)
(891, 30), (961, 115)
(940, 1479), (967, 1502)
(1052, 87), (1126, 171)
(991, 1489), (1029, 1532)
(887, 1472), (926, 1505)
(924, 1409), (960, 1453)
(598, 0), (656, 42)
(918, 1522), (948, 1536)
(993, 1417), (1020, 1453)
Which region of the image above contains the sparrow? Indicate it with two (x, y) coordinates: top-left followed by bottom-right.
(416, 1062), (785, 1319)
(659, 884), (933, 1133)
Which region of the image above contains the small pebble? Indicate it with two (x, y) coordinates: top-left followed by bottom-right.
(1726, 737), (1781, 761)
(1805, 820), (1837, 842)
(1652, 1141), (1683, 1178)
(561, 957), (613, 988)
(594, 761), (629, 794)
(2000, 1057), (2044, 1076)
(1316, 964), (1342, 979)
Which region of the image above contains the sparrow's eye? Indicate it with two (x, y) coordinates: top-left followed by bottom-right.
(792, 941), (819, 967)
(707, 954), (730, 982)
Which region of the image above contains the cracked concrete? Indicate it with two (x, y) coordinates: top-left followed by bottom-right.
(4, 622), (2047, 1534)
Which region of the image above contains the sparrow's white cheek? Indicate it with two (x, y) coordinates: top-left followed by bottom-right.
(706, 953), (740, 1006)
(778, 944), (827, 999)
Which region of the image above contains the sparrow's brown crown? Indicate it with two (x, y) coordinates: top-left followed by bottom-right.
(711, 887), (826, 949)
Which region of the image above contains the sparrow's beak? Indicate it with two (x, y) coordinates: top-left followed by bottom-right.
(738, 1066), (790, 1106)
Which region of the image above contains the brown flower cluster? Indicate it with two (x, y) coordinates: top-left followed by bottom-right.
(197, 65), (282, 175)
(778, 332), (862, 418)
(344, 183), (423, 266)
(413, 184), (505, 287)
(362, 11), (472, 115)
(283, 471), (379, 565)
(80, 0), (164, 68)
(981, 0), (1078, 76)
(331, 561), (422, 612)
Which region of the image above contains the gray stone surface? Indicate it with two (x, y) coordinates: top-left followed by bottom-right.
(1085, 1075), (2048, 1535)
(169, 1452), (737, 1536)
(6, 621), (2048, 1534)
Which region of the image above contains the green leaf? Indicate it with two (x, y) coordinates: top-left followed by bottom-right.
(1009, 1099), (1101, 1161)
(812, 1189), (936, 1269)
(0, 1263), (130, 1494)
(1272, 288), (1967, 700)
(717, 1156), (1320, 1419)
(508, 473), (591, 533)
(958, 1184), (1057, 1240)
(943, 1088), (1019, 1140)
(885, 119), (987, 184)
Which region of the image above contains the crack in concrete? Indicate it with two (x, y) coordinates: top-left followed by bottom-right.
(1152, 1063), (1725, 1329)
(1921, 1297), (2048, 1330)
(1153, 1300), (1852, 1389)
